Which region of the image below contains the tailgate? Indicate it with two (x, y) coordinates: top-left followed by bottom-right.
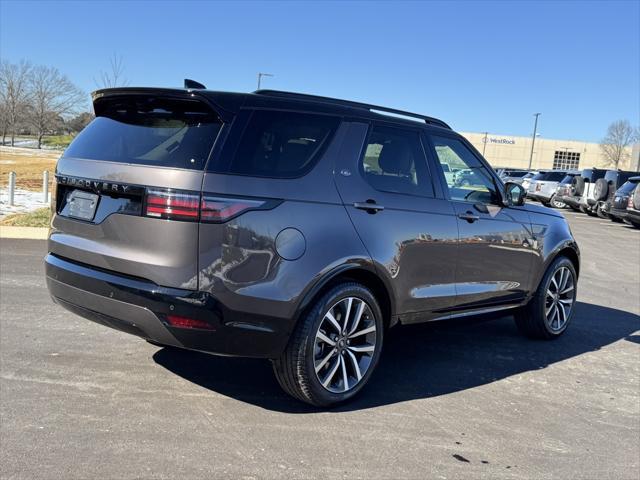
(49, 91), (224, 290)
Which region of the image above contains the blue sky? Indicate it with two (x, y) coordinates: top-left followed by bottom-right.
(1, 0), (638, 142)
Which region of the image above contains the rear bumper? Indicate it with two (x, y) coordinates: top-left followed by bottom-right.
(609, 207), (628, 219)
(45, 254), (291, 358)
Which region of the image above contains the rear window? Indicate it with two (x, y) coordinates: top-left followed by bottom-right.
(214, 110), (340, 178)
(64, 97), (221, 170)
(546, 172), (566, 181)
(560, 174), (577, 184)
(618, 181), (639, 194)
(508, 171), (528, 177)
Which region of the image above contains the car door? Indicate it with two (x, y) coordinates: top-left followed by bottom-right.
(426, 133), (535, 311)
(334, 121), (458, 322)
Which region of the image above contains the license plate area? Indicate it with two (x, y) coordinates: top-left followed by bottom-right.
(66, 190), (99, 221)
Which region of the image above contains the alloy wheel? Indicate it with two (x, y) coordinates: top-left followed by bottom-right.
(313, 297), (377, 393)
(545, 266), (575, 331)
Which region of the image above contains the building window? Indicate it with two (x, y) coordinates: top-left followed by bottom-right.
(553, 150), (580, 170)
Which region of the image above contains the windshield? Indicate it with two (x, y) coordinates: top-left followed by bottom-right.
(64, 97), (222, 170)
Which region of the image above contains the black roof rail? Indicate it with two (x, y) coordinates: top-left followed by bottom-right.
(254, 89), (451, 129)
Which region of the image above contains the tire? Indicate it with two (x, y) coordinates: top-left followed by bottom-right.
(633, 185), (640, 210)
(593, 178), (608, 201)
(596, 203), (609, 219)
(569, 205), (580, 212)
(630, 221), (640, 229)
(549, 194), (565, 209)
(585, 206), (598, 217)
(273, 282), (384, 407)
(514, 256), (577, 340)
(573, 176), (585, 196)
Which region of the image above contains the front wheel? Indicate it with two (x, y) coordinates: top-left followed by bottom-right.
(273, 283), (384, 406)
(515, 256), (577, 339)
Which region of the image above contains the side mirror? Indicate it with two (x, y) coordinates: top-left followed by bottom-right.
(505, 182), (526, 206)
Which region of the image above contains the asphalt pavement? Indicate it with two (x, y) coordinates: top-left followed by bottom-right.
(1, 210), (639, 479)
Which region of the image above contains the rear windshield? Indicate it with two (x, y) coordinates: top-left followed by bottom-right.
(618, 180), (639, 194)
(211, 110), (340, 178)
(64, 97), (222, 170)
(507, 171), (528, 177)
(560, 174), (577, 184)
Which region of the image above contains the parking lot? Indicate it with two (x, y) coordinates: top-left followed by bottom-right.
(1, 210), (638, 480)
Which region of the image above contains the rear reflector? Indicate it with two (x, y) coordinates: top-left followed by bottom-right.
(200, 196), (265, 223)
(166, 315), (215, 330)
(145, 189), (200, 221)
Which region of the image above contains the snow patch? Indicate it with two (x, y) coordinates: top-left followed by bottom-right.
(0, 188), (51, 216)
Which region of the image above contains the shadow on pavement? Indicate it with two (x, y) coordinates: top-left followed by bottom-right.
(153, 301), (640, 413)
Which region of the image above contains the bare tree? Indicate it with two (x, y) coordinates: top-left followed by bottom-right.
(600, 120), (640, 168)
(0, 60), (32, 146)
(94, 53), (129, 89)
(28, 65), (86, 148)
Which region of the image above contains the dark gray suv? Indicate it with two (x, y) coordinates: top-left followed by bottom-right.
(45, 86), (580, 406)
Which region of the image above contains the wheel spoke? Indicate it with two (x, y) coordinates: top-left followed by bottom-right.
(558, 268), (567, 291)
(340, 355), (349, 392)
(324, 310), (341, 333)
(557, 302), (567, 327)
(345, 349), (362, 381)
(316, 330), (335, 346)
(342, 298), (353, 333)
(560, 285), (574, 295)
(550, 276), (559, 292)
(321, 357), (341, 388)
(348, 344), (375, 353)
(315, 348), (336, 372)
(349, 325), (376, 339)
(559, 298), (573, 305)
(349, 300), (365, 335)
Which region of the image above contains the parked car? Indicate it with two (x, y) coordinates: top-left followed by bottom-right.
(593, 170), (640, 220)
(521, 171), (539, 191)
(45, 85), (580, 406)
(605, 176), (640, 224)
(550, 172), (581, 209)
(498, 169), (530, 184)
(624, 182), (640, 229)
(560, 168), (607, 214)
(526, 170), (569, 206)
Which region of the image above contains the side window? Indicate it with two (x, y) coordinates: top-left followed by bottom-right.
(220, 110), (339, 178)
(431, 135), (498, 204)
(360, 125), (433, 197)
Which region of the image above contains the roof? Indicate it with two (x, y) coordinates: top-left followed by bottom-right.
(91, 86), (452, 130)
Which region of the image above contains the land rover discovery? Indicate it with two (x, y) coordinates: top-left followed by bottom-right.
(45, 84), (580, 406)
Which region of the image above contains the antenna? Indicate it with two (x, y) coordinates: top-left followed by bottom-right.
(184, 79), (206, 89)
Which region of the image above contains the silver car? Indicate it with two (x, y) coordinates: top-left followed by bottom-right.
(526, 170), (568, 205)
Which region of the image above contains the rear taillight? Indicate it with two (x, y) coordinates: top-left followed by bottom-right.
(200, 195), (266, 223)
(144, 188), (273, 223)
(629, 196), (634, 209)
(145, 189), (200, 221)
(166, 315), (215, 330)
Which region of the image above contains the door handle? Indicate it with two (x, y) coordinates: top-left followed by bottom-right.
(354, 202), (385, 213)
(458, 211), (480, 223)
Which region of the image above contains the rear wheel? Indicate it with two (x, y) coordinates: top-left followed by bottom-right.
(596, 204), (609, 219)
(630, 221), (640, 229)
(273, 283), (384, 407)
(515, 256), (577, 339)
(550, 194), (565, 208)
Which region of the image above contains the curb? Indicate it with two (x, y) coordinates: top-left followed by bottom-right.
(0, 226), (48, 239)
